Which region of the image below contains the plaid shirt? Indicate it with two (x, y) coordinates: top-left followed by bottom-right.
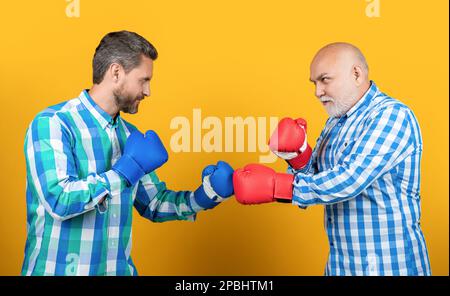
(291, 82), (431, 275)
(22, 90), (208, 276)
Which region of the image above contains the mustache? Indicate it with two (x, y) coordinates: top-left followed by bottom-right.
(320, 96), (334, 103)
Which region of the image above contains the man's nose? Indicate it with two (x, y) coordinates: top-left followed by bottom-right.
(143, 85), (150, 97)
(315, 85), (325, 98)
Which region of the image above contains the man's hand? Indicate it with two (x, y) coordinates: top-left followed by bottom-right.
(269, 117), (312, 170)
(112, 129), (169, 186)
(193, 161), (234, 210)
(233, 164), (294, 205)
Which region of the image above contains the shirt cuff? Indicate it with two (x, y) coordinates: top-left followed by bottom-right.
(291, 172), (315, 207)
(101, 169), (127, 200)
(288, 158), (313, 175)
(79, 188), (109, 215)
(95, 192), (109, 214)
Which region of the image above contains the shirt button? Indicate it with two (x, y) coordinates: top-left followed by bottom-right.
(113, 213), (117, 218)
(337, 123), (342, 127)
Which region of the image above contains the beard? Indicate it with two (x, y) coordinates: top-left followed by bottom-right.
(320, 95), (355, 118)
(113, 86), (143, 114)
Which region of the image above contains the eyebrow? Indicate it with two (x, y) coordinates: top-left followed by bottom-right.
(309, 73), (328, 82)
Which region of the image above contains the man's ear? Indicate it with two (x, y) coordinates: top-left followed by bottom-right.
(109, 63), (122, 83)
(353, 65), (364, 86)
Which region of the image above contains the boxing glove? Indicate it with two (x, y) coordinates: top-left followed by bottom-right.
(113, 129), (169, 186)
(233, 164), (294, 205)
(268, 117), (312, 170)
(194, 161), (234, 209)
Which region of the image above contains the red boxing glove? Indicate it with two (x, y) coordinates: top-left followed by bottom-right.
(268, 117), (312, 170)
(233, 164), (294, 205)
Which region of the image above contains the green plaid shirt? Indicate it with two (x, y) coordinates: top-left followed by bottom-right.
(22, 90), (207, 275)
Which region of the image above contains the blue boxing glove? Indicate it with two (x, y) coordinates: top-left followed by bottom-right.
(194, 161), (234, 210)
(113, 129), (169, 186)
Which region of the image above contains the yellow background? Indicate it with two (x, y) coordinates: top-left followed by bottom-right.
(0, 0), (448, 275)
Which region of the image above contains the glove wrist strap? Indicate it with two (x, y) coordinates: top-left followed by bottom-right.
(287, 144), (312, 170)
(112, 154), (145, 186)
(274, 173), (294, 201)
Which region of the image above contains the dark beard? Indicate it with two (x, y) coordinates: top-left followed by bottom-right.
(113, 88), (139, 114)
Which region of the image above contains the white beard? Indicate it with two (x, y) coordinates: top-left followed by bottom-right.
(320, 96), (354, 118)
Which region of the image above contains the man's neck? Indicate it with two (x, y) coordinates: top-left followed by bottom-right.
(88, 84), (119, 118)
(350, 80), (372, 108)
(338, 81), (371, 118)
(359, 80), (372, 99)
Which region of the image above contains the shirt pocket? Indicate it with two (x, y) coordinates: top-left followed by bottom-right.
(336, 137), (357, 162)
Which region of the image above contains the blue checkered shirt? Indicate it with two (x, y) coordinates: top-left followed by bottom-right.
(291, 82), (431, 276)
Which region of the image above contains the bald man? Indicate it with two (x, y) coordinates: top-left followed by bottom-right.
(233, 42), (431, 276)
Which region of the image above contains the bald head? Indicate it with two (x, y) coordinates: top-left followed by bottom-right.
(309, 42), (371, 118)
(312, 42), (369, 79)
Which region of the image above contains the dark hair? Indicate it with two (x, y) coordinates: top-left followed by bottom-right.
(92, 30), (158, 84)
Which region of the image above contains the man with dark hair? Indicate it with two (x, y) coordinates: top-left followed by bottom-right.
(22, 30), (235, 276)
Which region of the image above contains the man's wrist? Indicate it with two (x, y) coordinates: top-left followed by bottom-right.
(274, 173), (294, 201)
(287, 145), (312, 169)
(193, 185), (219, 210)
(112, 155), (145, 186)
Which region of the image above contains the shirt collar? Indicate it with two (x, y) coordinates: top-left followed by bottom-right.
(344, 80), (379, 118)
(78, 89), (120, 129)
